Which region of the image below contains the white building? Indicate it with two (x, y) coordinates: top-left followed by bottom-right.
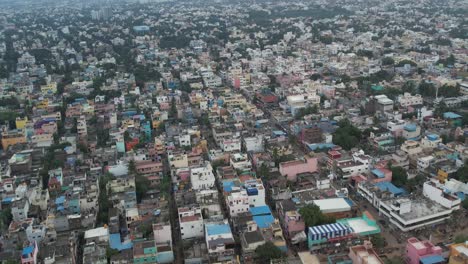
(336, 152), (371, 179)
(423, 181), (461, 210)
(400, 141), (423, 156)
(244, 179), (266, 207)
(178, 206), (204, 239)
(84, 227), (109, 245)
(243, 135), (264, 153)
(286, 93), (321, 116)
(387, 119), (406, 134)
(398, 93), (423, 107)
(178, 134), (191, 147)
(190, 162), (215, 191)
(153, 223), (172, 245)
(374, 95), (394, 113)
(226, 191), (250, 217)
(402, 124), (421, 139)
(444, 178), (468, 195)
(221, 137), (242, 153)
(378, 197), (454, 232)
(230, 153), (252, 171)
(417, 156), (435, 172)
(420, 134), (442, 149)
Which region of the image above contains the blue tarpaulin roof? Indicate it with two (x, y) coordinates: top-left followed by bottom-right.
(55, 196), (65, 205)
(404, 124), (417, 132)
(206, 224), (231, 236)
(2, 197), (13, 204)
(253, 215), (275, 228)
(22, 246), (34, 255)
(308, 143), (335, 151)
(375, 182), (405, 196)
(371, 169), (385, 178)
(109, 233), (133, 251)
(250, 206), (271, 216)
(273, 130), (286, 136)
(223, 180), (235, 193)
(420, 255), (445, 264)
(443, 112), (462, 119)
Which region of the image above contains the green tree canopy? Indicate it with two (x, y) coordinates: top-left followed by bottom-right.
(382, 57), (395, 66)
(299, 204), (335, 228)
(371, 234), (386, 248)
(332, 119), (362, 150)
(390, 166), (408, 187)
(255, 242), (284, 263)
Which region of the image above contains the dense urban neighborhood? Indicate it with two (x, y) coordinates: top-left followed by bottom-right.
(0, 0), (467, 263)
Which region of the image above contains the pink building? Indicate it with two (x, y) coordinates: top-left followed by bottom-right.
(406, 237), (443, 264)
(135, 160), (164, 177)
(279, 157), (318, 182)
(277, 199), (305, 240)
(349, 241), (384, 264)
(21, 241), (38, 264)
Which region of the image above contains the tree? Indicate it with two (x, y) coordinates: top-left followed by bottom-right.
(255, 242), (284, 263)
(333, 119), (362, 150)
(390, 166), (408, 187)
(418, 81), (436, 97)
(97, 172), (115, 225)
(135, 174), (150, 203)
(371, 234), (386, 248)
(295, 105), (318, 120)
(396, 59), (417, 67)
(106, 247), (119, 262)
(462, 198), (468, 210)
(169, 97), (177, 120)
(401, 81), (416, 94)
(385, 257), (404, 264)
(128, 160), (137, 175)
(124, 131), (131, 142)
(382, 57), (394, 66)
(455, 161), (468, 182)
(0, 208), (12, 230)
(454, 234), (468, 243)
(257, 163), (270, 180)
(299, 204), (335, 228)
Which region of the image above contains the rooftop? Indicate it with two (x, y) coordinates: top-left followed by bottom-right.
(206, 223), (231, 236)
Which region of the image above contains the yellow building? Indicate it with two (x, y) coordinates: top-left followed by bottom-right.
(437, 169), (449, 183)
(40, 82), (57, 95)
(15, 117), (28, 129)
(1, 130), (26, 150)
(449, 242), (468, 264)
(36, 99), (49, 109)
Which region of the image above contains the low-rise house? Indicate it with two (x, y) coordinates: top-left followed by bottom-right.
(178, 206), (204, 239)
(279, 156), (318, 182)
(406, 237), (444, 264)
(205, 222), (236, 262)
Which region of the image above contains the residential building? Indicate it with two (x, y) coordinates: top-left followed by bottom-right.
(405, 237), (444, 264)
(378, 197), (454, 232)
(178, 206), (204, 239)
(205, 222), (236, 262)
(398, 93), (423, 107)
(190, 162), (215, 191)
(279, 156), (318, 181)
(348, 241), (384, 264)
(423, 181), (461, 210)
(21, 241), (39, 264)
(449, 241), (468, 264)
